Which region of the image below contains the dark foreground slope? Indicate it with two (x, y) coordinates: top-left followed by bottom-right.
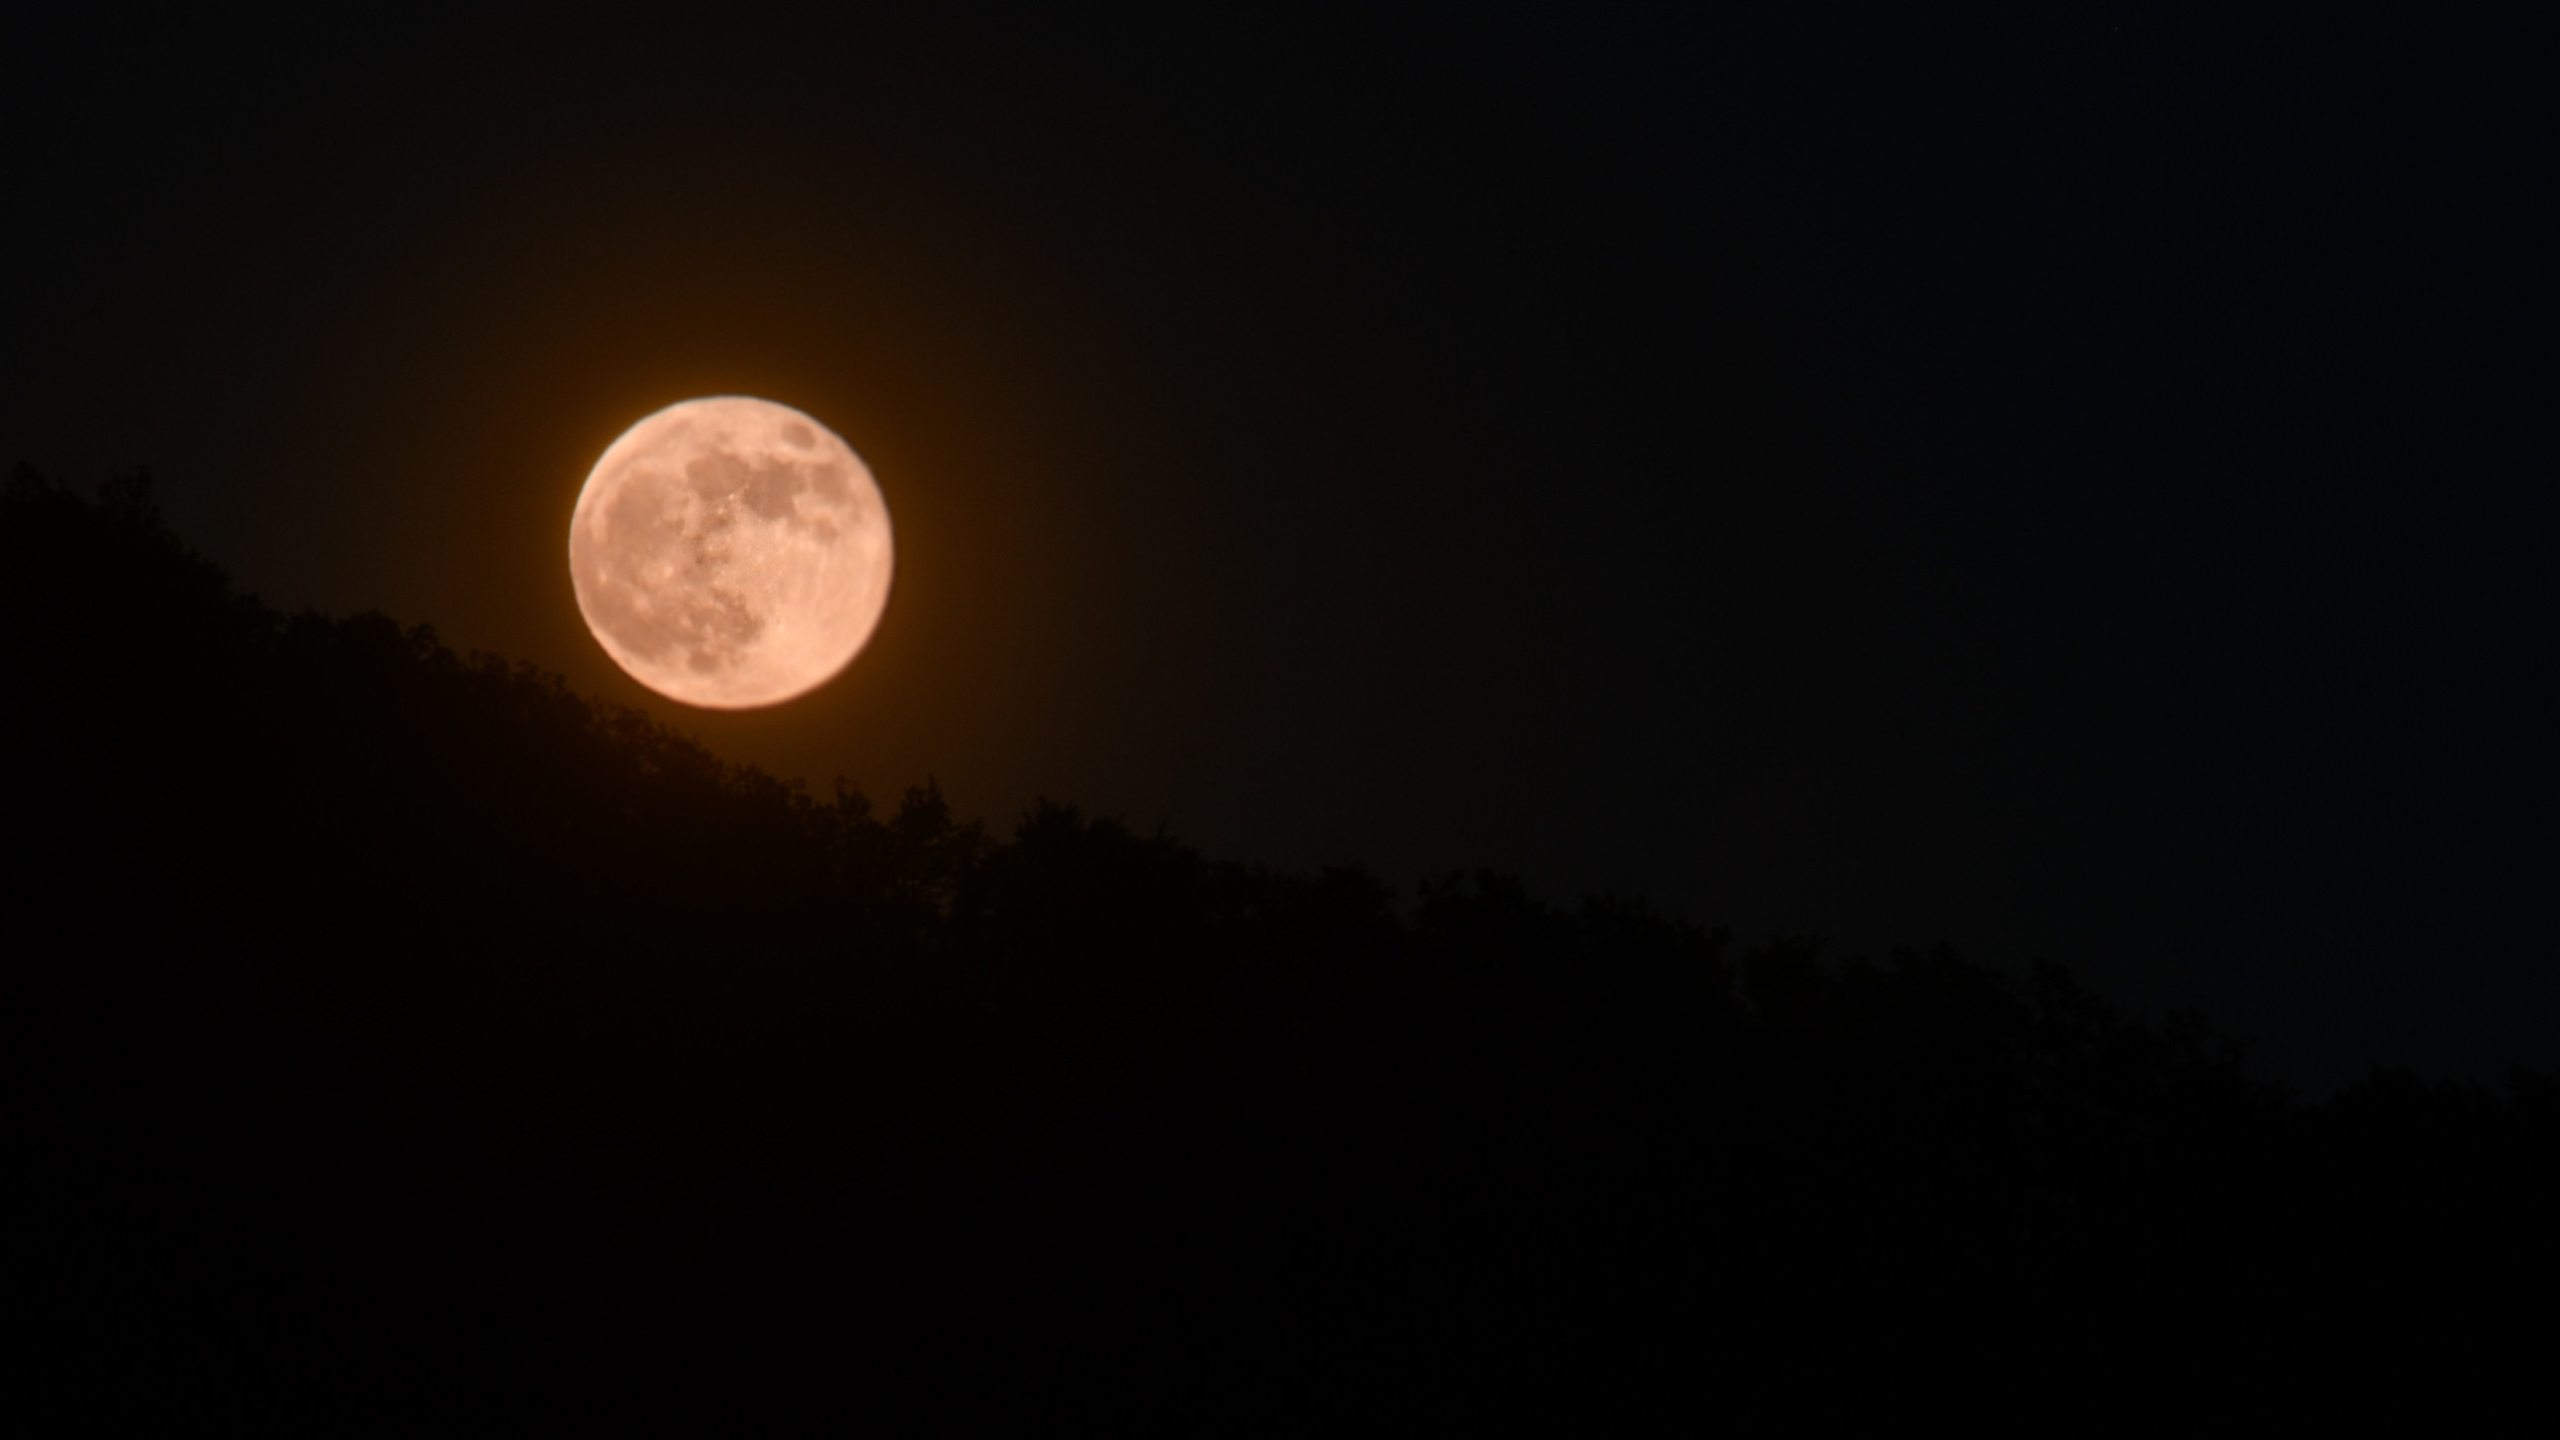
(5, 469), (2552, 1428)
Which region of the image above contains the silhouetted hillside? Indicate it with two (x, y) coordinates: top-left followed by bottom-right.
(5, 467), (2553, 1428)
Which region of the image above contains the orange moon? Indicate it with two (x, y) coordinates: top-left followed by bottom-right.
(569, 397), (893, 709)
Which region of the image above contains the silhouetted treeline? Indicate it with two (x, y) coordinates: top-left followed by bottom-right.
(5, 467), (2552, 1429)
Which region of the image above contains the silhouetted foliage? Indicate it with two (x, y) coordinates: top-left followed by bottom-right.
(4, 468), (2553, 1429)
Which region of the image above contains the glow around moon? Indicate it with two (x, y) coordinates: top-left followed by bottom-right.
(570, 397), (893, 709)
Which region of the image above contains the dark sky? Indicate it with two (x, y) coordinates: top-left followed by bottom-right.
(8, 3), (2555, 1090)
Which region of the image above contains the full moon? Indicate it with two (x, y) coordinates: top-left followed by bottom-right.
(569, 397), (893, 709)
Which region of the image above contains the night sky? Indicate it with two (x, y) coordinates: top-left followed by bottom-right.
(9, 4), (2554, 1090)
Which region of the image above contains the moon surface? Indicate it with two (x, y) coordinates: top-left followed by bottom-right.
(570, 397), (893, 709)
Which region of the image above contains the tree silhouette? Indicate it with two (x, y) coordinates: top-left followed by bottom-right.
(4, 465), (2553, 1430)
